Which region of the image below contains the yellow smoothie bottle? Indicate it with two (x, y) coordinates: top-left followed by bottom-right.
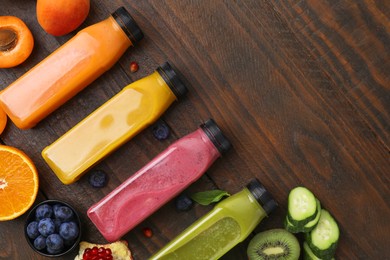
(42, 62), (187, 184)
(149, 179), (277, 260)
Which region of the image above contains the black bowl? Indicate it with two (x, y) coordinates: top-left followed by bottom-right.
(24, 200), (82, 257)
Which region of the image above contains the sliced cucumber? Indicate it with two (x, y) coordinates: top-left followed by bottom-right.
(285, 199), (321, 233)
(306, 209), (339, 260)
(303, 242), (335, 260)
(284, 216), (301, 233)
(287, 187), (318, 226)
(303, 242), (321, 260)
(301, 199), (322, 232)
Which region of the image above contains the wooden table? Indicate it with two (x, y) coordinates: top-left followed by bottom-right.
(1, 1), (389, 259)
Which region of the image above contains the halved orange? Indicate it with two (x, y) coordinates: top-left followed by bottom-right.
(0, 106), (6, 135)
(0, 145), (39, 221)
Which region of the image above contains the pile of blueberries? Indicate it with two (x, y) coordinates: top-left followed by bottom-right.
(26, 202), (80, 255)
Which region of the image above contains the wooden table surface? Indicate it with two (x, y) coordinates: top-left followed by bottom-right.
(1, 0), (389, 259)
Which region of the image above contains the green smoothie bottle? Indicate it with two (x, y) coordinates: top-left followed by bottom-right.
(149, 178), (277, 260)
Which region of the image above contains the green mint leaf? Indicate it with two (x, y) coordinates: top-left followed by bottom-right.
(191, 190), (230, 205)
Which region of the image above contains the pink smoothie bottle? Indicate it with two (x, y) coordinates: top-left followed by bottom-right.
(87, 119), (231, 242)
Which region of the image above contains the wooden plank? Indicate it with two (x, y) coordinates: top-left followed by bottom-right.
(0, 0), (388, 259)
(270, 0), (390, 145)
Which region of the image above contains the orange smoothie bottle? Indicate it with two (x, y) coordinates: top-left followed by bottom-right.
(0, 7), (143, 129)
(42, 62), (188, 184)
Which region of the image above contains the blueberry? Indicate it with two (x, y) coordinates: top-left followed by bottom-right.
(35, 204), (53, 220)
(38, 218), (55, 237)
(54, 206), (74, 222)
(33, 235), (46, 251)
(47, 246), (62, 255)
(152, 121), (170, 140)
(175, 194), (194, 211)
(26, 221), (40, 239)
(53, 204), (61, 213)
(46, 234), (64, 252)
(59, 221), (79, 240)
(88, 170), (108, 188)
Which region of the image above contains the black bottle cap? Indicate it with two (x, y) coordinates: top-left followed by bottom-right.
(246, 178), (278, 215)
(156, 62), (188, 100)
(200, 119), (231, 155)
(112, 7), (144, 45)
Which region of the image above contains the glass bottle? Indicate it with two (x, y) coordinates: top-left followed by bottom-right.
(0, 7), (143, 129)
(87, 119), (231, 242)
(42, 62), (188, 184)
(150, 179), (277, 260)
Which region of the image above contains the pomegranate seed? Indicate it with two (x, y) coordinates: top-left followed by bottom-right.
(83, 246), (112, 260)
(92, 246), (98, 254)
(143, 227), (153, 238)
(130, 61), (139, 73)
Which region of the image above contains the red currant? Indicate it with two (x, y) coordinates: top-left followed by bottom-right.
(130, 61), (139, 73)
(143, 227), (153, 238)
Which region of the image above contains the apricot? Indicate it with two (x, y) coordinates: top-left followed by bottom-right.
(0, 16), (34, 68)
(37, 0), (90, 36)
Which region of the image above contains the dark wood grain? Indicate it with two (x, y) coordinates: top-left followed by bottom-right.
(0, 0), (389, 259)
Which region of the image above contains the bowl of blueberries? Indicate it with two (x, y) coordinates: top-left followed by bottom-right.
(24, 200), (81, 257)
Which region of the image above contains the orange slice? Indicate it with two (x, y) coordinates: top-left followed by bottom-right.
(0, 145), (39, 221)
(0, 106), (6, 134)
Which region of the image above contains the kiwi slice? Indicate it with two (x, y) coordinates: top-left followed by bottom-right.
(247, 229), (300, 260)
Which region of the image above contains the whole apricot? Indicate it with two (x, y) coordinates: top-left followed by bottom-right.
(37, 0), (90, 36)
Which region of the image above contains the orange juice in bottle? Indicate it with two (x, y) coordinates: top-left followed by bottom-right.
(0, 7), (143, 129)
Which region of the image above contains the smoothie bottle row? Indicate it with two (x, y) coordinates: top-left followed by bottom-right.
(0, 7), (277, 259)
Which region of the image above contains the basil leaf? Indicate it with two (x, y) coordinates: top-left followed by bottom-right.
(191, 190), (230, 205)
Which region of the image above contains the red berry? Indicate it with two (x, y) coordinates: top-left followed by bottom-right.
(105, 248), (112, 255)
(130, 61), (139, 73)
(143, 227), (153, 238)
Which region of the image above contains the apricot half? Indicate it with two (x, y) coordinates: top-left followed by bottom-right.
(0, 106), (7, 135)
(0, 16), (34, 68)
(37, 0), (90, 36)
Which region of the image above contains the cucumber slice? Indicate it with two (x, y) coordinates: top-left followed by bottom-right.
(303, 242), (321, 260)
(284, 216), (301, 233)
(285, 199), (321, 233)
(306, 209), (339, 260)
(287, 187), (317, 226)
(303, 242), (335, 260)
(302, 199), (322, 232)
